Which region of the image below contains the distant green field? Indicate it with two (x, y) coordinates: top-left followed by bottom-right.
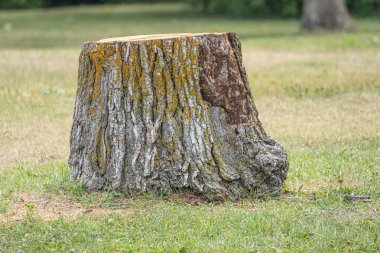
(0, 3), (379, 252)
(1, 3), (380, 50)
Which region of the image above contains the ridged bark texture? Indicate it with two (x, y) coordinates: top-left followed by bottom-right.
(302, 0), (354, 31)
(69, 32), (288, 199)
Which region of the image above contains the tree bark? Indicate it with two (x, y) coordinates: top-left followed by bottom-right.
(69, 32), (288, 199)
(302, 0), (354, 31)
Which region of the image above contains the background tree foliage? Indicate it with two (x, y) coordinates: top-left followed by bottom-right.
(0, 0), (379, 17)
(0, 0), (174, 9)
(188, 0), (380, 17)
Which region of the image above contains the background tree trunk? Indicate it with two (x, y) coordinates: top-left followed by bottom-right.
(302, 0), (354, 31)
(69, 33), (288, 199)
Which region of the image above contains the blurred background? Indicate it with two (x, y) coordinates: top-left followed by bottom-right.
(1, 0), (379, 17)
(1, 0), (380, 48)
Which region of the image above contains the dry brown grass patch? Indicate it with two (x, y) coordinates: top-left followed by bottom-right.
(0, 48), (379, 167)
(0, 192), (130, 223)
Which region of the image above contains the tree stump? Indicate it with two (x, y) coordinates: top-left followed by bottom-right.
(69, 32), (288, 199)
(301, 0), (354, 31)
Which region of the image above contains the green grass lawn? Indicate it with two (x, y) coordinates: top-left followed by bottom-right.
(0, 3), (379, 252)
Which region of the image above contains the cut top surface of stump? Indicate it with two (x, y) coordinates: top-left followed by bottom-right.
(97, 32), (227, 43)
(70, 32), (289, 199)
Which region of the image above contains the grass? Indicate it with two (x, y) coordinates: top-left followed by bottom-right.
(0, 3), (379, 252)
(0, 146), (379, 252)
(0, 200), (377, 252)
